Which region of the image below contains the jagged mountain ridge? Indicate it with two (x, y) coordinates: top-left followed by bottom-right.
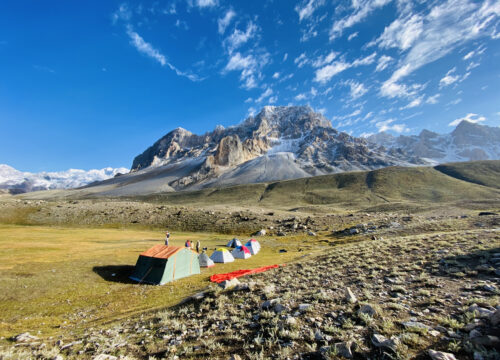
(129, 106), (423, 191)
(367, 120), (500, 164)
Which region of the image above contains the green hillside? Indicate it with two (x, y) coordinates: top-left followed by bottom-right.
(434, 160), (500, 189)
(139, 162), (500, 208)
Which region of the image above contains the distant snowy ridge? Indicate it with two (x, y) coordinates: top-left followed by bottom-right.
(366, 120), (500, 164)
(0, 164), (129, 193)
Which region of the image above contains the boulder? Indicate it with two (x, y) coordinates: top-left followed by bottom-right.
(219, 278), (240, 289)
(358, 304), (377, 317)
(371, 334), (397, 352)
(14, 332), (39, 343)
(345, 287), (357, 303)
(428, 350), (457, 360)
(333, 341), (353, 358)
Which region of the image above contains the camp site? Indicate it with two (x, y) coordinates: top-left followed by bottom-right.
(0, 224), (314, 342)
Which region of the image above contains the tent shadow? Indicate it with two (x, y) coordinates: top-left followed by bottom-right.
(92, 265), (137, 284)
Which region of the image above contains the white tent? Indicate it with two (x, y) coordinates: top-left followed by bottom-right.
(198, 252), (215, 267)
(231, 245), (252, 259)
(210, 248), (235, 263)
(245, 239), (261, 255)
(227, 238), (242, 248)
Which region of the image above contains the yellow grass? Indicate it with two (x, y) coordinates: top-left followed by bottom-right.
(0, 224), (312, 340)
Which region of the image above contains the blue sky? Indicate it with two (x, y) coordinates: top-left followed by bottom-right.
(1, 0), (499, 171)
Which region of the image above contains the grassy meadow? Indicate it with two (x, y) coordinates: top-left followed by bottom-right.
(0, 224), (313, 340)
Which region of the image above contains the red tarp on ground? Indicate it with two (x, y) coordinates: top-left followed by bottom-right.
(209, 264), (282, 283)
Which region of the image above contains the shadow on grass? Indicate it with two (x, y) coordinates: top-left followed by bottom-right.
(93, 265), (137, 284)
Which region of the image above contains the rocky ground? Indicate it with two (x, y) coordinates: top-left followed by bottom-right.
(1, 206), (499, 359)
(0, 196), (496, 236)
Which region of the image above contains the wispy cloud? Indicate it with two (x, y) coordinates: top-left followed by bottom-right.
(343, 80), (368, 99)
(224, 21), (258, 53)
(126, 26), (204, 82)
(375, 55), (393, 72)
(400, 96), (423, 110)
(313, 52), (376, 83)
(330, 0), (392, 40)
(255, 88), (273, 103)
(375, 118), (409, 133)
(189, 0), (218, 9)
(223, 51), (269, 89)
(218, 9), (236, 34)
(449, 113), (486, 126)
(439, 67), (470, 88)
(347, 32), (358, 41)
(426, 94), (440, 104)
(379, 0), (500, 99)
(295, 0), (325, 22)
(126, 26), (167, 66)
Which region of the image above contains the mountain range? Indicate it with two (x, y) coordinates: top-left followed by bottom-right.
(366, 120), (500, 164)
(74, 106), (499, 197)
(3, 106), (499, 196)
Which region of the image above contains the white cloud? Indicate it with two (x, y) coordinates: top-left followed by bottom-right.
(379, 0), (500, 99)
(295, 0), (324, 22)
(347, 32), (359, 41)
(466, 61), (480, 71)
(352, 52), (377, 66)
(463, 51), (475, 60)
(247, 106), (257, 117)
(223, 52), (268, 89)
(256, 88), (273, 103)
(313, 52), (376, 83)
(126, 27), (203, 82)
(330, 0), (392, 40)
(375, 118), (409, 133)
(224, 21), (258, 53)
(439, 67), (459, 88)
(343, 80), (368, 99)
(295, 93), (307, 101)
(449, 113), (486, 126)
(439, 67), (470, 88)
(400, 96), (423, 110)
(375, 55), (393, 72)
(311, 51), (338, 68)
(426, 94), (440, 104)
(283, 53), (288, 62)
(112, 3), (132, 24)
(373, 14), (423, 51)
(126, 26), (166, 66)
(272, 72), (280, 79)
(294, 53), (309, 68)
(192, 0), (218, 8)
(359, 132), (374, 138)
(300, 23), (319, 42)
(218, 9), (236, 34)
(314, 61), (350, 83)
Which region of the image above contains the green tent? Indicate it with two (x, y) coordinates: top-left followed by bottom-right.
(130, 245), (200, 285)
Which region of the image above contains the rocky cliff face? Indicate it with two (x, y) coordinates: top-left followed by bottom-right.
(129, 106), (423, 191)
(367, 120), (500, 163)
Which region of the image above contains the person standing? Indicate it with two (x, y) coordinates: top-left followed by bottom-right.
(196, 240), (200, 253)
(185, 239), (191, 248)
(165, 231), (170, 246)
